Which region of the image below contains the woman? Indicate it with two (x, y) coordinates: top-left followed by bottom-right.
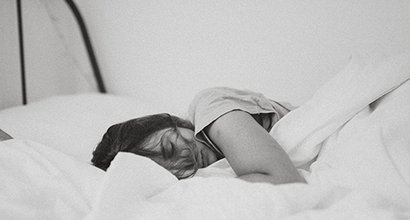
(92, 87), (305, 184)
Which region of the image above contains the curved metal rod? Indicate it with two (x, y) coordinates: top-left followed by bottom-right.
(16, 0), (27, 104)
(16, 0), (107, 105)
(64, 0), (107, 93)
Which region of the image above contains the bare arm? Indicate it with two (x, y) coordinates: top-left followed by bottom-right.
(205, 110), (305, 184)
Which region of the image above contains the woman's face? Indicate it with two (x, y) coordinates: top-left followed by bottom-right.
(178, 128), (219, 168)
(148, 127), (219, 169)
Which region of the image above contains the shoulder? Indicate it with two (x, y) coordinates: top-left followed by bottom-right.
(188, 87), (279, 134)
(190, 87), (238, 106)
(188, 87), (269, 116)
(188, 86), (276, 117)
(191, 87), (265, 103)
(189, 87), (253, 119)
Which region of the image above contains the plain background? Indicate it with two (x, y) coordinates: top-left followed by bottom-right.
(1, 0), (410, 113)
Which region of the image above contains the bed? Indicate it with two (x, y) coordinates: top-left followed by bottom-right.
(1, 1), (410, 219)
(1, 51), (410, 219)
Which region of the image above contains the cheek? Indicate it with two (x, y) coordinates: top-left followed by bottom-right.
(204, 147), (219, 164)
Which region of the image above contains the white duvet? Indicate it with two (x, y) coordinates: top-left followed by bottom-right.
(1, 52), (410, 219)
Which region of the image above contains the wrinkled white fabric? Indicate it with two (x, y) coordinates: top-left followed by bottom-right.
(0, 140), (103, 219)
(271, 52), (410, 168)
(2, 52), (410, 219)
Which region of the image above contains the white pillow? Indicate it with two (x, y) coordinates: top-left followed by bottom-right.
(0, 93), (167, 163)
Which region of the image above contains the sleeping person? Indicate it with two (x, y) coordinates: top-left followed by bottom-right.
(91, 87), (305, 184)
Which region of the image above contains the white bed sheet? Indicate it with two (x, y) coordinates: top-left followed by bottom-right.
(0, 52), (409, 219)
(0, 139), (103, 219)
(271, 51), (410, 207)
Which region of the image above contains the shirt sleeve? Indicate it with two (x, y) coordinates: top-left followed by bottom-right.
(188, 87), (290, 138)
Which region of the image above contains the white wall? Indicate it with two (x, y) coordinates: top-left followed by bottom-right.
(78, 0), (410, 113)
(1, 0), (410, 113)
(0, 0), (20, 109)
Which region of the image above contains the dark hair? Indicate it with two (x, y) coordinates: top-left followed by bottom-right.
(91, 113), (199, 179)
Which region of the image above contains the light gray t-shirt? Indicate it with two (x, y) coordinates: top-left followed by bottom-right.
(188, 87), (292, 158)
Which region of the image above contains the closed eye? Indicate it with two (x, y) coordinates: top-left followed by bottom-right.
(162, 141), (176, 159)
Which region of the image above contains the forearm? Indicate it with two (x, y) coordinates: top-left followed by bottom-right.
(238, 140), (306, 185)
(239, 171), (305, 185)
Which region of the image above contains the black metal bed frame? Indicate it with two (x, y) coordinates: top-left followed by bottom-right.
(16, 0), (107, 105)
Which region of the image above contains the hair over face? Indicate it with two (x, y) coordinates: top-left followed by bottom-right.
(91, 113), (198, 179)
